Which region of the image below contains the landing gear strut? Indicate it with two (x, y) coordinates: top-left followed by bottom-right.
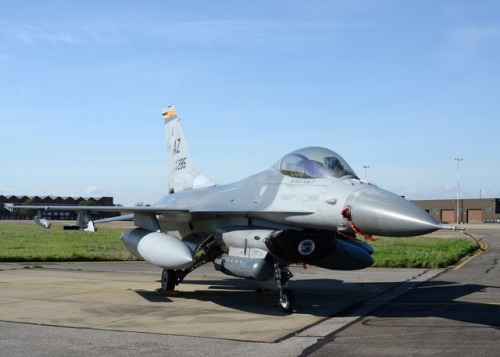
(159, 234), (221, 292)
(274, 263), (295, 313)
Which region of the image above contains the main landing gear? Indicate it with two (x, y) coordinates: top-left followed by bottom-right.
(162, 264), (296, 313)
(158, 232), (297, 313)
(275, 263), (295, 313)
(161, 269), (177, 291)
(160, 234), (221, 292)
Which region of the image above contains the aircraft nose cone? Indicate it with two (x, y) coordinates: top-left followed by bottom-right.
(345, 186), (440, 237)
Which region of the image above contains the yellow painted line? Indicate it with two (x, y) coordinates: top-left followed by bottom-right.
(451, 242), (488, 271)
(386, 301), (500, 305)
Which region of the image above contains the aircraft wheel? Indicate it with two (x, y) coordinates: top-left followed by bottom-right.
(161, 269), (176, 291)
(279, 288), (295, 313)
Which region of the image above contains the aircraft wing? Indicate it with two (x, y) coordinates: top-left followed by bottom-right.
(5, 203), (313, 230)
(5, 204), (310, 217)
(4, 204), (188, 231)
(4, 204), (185, 214)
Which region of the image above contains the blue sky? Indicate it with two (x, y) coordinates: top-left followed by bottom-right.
(1, 0), (499, 205)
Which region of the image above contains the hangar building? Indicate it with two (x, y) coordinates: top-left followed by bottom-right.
(0, 195), (115, 220)
(413, 198), (500, 224)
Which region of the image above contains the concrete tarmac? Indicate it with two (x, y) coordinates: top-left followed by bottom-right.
(0, 225), (498, 356)
(308, 226), (500, 357)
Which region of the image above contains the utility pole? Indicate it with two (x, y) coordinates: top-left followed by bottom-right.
(454, 157), (463, 224)
(363, 165), (370, 180)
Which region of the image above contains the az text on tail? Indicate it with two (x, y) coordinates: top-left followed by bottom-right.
(162, 106), (215, 193)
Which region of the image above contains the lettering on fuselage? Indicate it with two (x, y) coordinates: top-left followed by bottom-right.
(302, 195), (320, 202)
(289, 178), (315, 184)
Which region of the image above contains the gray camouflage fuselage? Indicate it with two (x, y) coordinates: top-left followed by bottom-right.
(154, 165), (442, 239)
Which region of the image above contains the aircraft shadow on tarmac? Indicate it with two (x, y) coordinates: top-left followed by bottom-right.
(133, 277), (416, 317)
(352, 280), (500, 329)
(132, 277), (500, 325)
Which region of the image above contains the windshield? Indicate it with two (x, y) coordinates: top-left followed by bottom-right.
(275, 147), (358, 179)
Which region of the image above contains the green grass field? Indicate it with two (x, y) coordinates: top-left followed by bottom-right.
(370, 236), (477, 268)
(0, 221), (136, 262)
(0, 221), (478, 268)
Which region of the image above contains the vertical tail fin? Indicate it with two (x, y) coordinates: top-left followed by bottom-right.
(162, 105), (215, 193)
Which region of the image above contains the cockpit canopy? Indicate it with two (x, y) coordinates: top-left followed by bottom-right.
(275, 147), (359, 179)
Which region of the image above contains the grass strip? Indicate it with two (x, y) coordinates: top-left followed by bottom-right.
(371, 236), (477, 268)
(0, 222), (135, 262)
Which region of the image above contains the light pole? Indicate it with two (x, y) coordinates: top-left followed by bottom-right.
(454, 157), (463, 224)
(363, 165), (370, 180)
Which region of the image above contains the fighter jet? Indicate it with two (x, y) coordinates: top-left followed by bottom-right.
(6, 105), (453, 312)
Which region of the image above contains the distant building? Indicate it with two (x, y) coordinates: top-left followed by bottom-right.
(413, 198), (500, 224)
(0, 195), (116, 220)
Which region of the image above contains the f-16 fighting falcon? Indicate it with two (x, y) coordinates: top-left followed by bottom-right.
(6, 105), (454, 312)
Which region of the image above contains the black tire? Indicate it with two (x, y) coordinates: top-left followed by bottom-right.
(161, 269), (176, 291)
(279, 288), (295, 313)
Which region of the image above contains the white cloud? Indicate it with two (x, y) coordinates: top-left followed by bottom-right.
(0, 21), (80, 45)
